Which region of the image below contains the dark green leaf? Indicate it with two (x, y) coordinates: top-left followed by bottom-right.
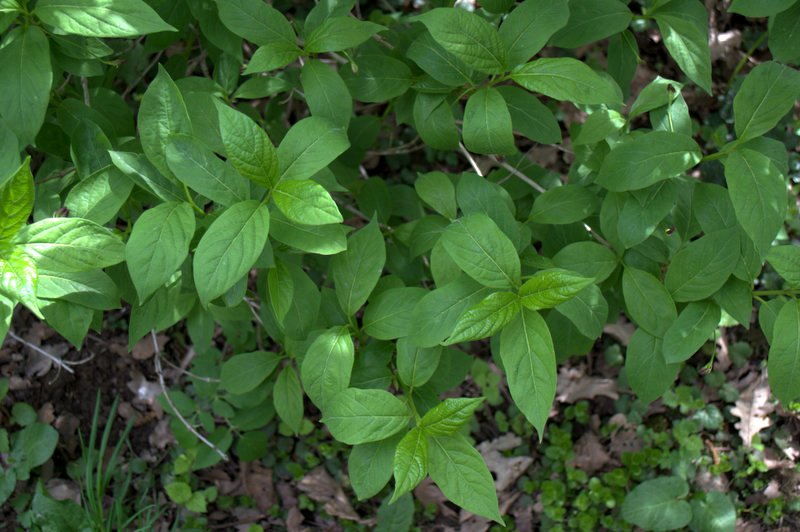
(511, 58), (622, 105)
(363, 287), (427, 340)
(415, 172), (457, 220)
(550, 0), (633, 49)
(396, 338), (442, 388)
(274, 366), (304, 434)
(349, 434), (400, 500)
(215, 0), (296, 46)
(462, 88), (516, 156)
(651, 0), (712, 93)
(301, 327), (354, 411)
(220, 351), (282, 394)
(305, 16), (384, 53)
(767, 245), (800, 288)
(622, 476), (692, 530)
(499, 0), (569, 66)
(332, 219), (385, 315)
(625, 329), (680, 404)
(277, 117), (350, 181)
(768, 2), (800, 63)
(529, 184), (599, 224)
(622, 267), (677, 337)
(662, 300), (721, 363)
(301, 59), (352, 128)
(733, 61), (800, 142)
(496, 86), (561, 144)
(768, 299), (800, 404)
(665, 228), (740, 302)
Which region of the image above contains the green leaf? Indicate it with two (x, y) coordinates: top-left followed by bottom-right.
(412, 93), (459, 150)
(269, 212), (348, 255)
(64, 168), (133, 225)
(651, 0), (712, 94)
(331, 219), (385, 315)
(193, 201), (270, 306)
(496, 86), (561, 144)
(690, 491), (736, 532)
(0, 158), (33, 244)
(126, 202), (195, 304)
(622, 267), (677, 337)
(0, 27), (52, 147)
(350, 435), (400, 500)
(622, 476), (691, 530)
(220, 351), (282, 394)
(274, 366), (304, 434)
(415, 172), (457, 220)
(108, 151), (184, 204)
(267, 259), (293, 325)
(165, 481), (192, 504)
(519, 269), (594, 311)
(215, 101), (279, 189)
(554, 284), (609, 339)
(305, 16), (384, 53)
(550, 0), (633, 49)
(462, 88), (516, 156)
(340, 54), (413, 103)
(595, 131), (701, 191)
(420, 397), (484, 436)
(552, 242), (618, 283)
(428, 433), (503, 524)
(768, 2), (800, 63)
(34, 0), (174, 37)
(301, 327), (354, 411)
(166, 136), (250, 207)
(724, 149), (786, 257)
(215, 0), (296, 46)
(511, 58), (622, 105)
(36, 269), (118, 310)
(768, 299), (800, 404)
(363, 287), (427, 340)
(0, 294), (12, 346)
(0, 249), (40, 317)
(713, 277), (753, 327)
(407, 30), (479, 87)
(573, 108), (627, 146)
(499, 308), (556, 437)
(499, 0), (569, 66)
(665, 228), (740, 302)
(409, 277), (492, 348)
(441, 214), (521, 290)
(730, 0), (796, 17)
(390, 427), (427, 503)
(272, 179), (343, 225)
(662, 300), (721, 363)
(138, 66), (193, 178)
(12, 422), (58, 473)
(301, 59), (352, 127)
(415, 8), (506, 74)
(396, 338), (442, 388)
(446, 291), (520, 344)
(616, 181), (679, 248)
(733, 61), (800, 142)
(529, 185), (599, 225)
(277, 117), (350, 181)
(767, 245), (800, 288)
(243, 42), (302, 74)
(322, 388), (410, 445)
(14, 218), (124, 273)
(626, 328), (680, 404)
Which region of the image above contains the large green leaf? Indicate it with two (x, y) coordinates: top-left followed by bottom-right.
(36, 269), (119, 310)
(349, 435), (400, 500)
(621, 477), (692, 531)
(733, 61), (800, 142)
(419, 397), (484, 436)
(274, 366), (304, 434)
(64, 168), (133, 225)
(340, 54), (413, 103)
(519, 269), (594, 311)
(14, 218), (125, 273)
(406, 31), (479, 87)
(662, 300), (721, 363)
(408, 277), (492, 347)
(304, 16), (384, 53)
(625, 328), (680, 404)
(363, 287), (427, 340)
(0, 27), (52, 147)
(499, 0), (569, 66)
(277, 117), (350, 181)
(220, 351), (282, 394)
(595, 131), (701, 191)
(300, 60), (352, 128)
(301, 327), (354, 411)
(529, 185), (600, 225)
(428, 433), (503, 524)
(193, 201), (270, 306)
(552, 242), (618, 283)
(462, 88), (516, 156)
(415, 8), (507, 74)
(126, 202), (195, 304)
(268, 212), (348, 255)
(499, 308), (556, 438)
(215, 101), (279, 189)
(622, 267), (677, 337)
(272, 179), (343, 225)
(496, 86), (561, 144)
(34, 0), (174, 37)
(323, 388), (410, 445)
(215, 0), (296, 46)
(441, 214), (521, 290)
(0, 248), (40, 317)
(331, 219), (385, 316)
(768, 299), (800, 404)
(415, 172), (457, 220)
(651, 0), (712, 94)
(767, 245), (800, 288)
(446, 291), (520, 344)
(550, 0), (633, 49)
(109, 151), (184, 204)
(665, 228), (740, 302)
(511, 58), (622, 105)
(396, 338), (442, 388)
(0, 158), (33, 245)
(554, 284), (609, 340)
(768, 2), (800, 63)
(730, 0), (796, 16)
(390, 427), (427, 503)
(412, 93), (459, 150)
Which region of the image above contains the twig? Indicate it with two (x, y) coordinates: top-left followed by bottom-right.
(122, 50), (165, 100)
(159, 354), (220, 383)
(151, 331), (228, 461)
(487, 155), (546, 193)
(6, 331), (75, 374)
(458, 143), (484, 177)
(81, 77), (91, 106)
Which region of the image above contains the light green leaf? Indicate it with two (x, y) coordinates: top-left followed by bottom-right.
(0, 249), (40, 317)
(363, 287), (427, 340)
(36, 269), (118, 310)
(529, 184), (599, 224)
(733, 61), (800, 142)
(0, 27), (52, 147)
(626, 328), (680, 404)
(496, 86), (561, 144)
(323, 388), (410, 445)
(662, 300), (721, 363)
(511, 58), (622, 105)
(428, 433), (503, 524)
(409, 277), (492, 348)
(215, 0), (296, 46)
(415, 7), (506, 74)
(462, 88), (516, 156)
(332, 219), (385, 316)
(767, 245), (800, 288)
(300, 60), (352, 128)
(651, 0), (712, 94)
(274, 366), (304, 434)
(305, 16), (384, 53)
(0, 157), (33, 244)
(391, 427), (427, 503)
(419, 397), (484, 436)
(622, 267), (677, 337)
(14, 218), (124, 273)
(126, 202), (195, 304)
(301, 327), (354, 411)
(519, 269), (594, 311)
(340, 54), (413, 103)
(34, 0), (174, 37)
(768, 2), (800, 63)
(768, 299), (800, 404)
(396, 338), (442, 388)
(665, 228), (740, 302)
(499, 308), (556, 437)
(550, 0), (633, 49)
(272, 179), (343, 225)
(277, 117), (350, 182)
(415, 172), (457, 220)
(441, 214), (521, 290)
(193, 201), (270, 306)
(622, 476), (692, 531)
(595, 131), (701, 191)
(215, 101), (279, 189)
(269, 211), (348, 255)
(0, 294), (12, 345)
(350, 434), (400, 500)
(446, 291), (520, 344)
(499, 0), (569, 66)
(220, 351), (282, 394)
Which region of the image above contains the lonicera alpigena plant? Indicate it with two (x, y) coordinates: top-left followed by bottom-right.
(1, 0), (799, 524)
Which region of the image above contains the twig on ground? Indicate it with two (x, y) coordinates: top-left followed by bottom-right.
(6, 330), (75, 375)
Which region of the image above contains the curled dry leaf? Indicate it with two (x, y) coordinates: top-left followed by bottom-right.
(730, 374), (774, 447)
(297, 467), (360, 522)
(556, 366), (618, 403)
(477, 434), (533, 492)
(131, 333), (168, 360)
(414, 478), (458, 519)
(569, 432), (610, 475)
(243, 462), (275, 512)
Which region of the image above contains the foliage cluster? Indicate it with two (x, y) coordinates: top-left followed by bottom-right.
(1, 0), (800, 528)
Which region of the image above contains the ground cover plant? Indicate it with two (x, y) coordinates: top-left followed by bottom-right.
(0, 0), (799, 529)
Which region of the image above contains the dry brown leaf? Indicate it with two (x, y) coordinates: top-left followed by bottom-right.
(285, 507), (305, 532)
(243, 463), (275, 512)
(477, 434), (533, 492)
(730, 374), (774, 447)
(569, 432), (610, 475)
(603, 320), (635, 346)
(414, 478), (458, 519)
(297, 467), (360, 522)
(556, 367), (618, 403)
(131, 333), (168, 360)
